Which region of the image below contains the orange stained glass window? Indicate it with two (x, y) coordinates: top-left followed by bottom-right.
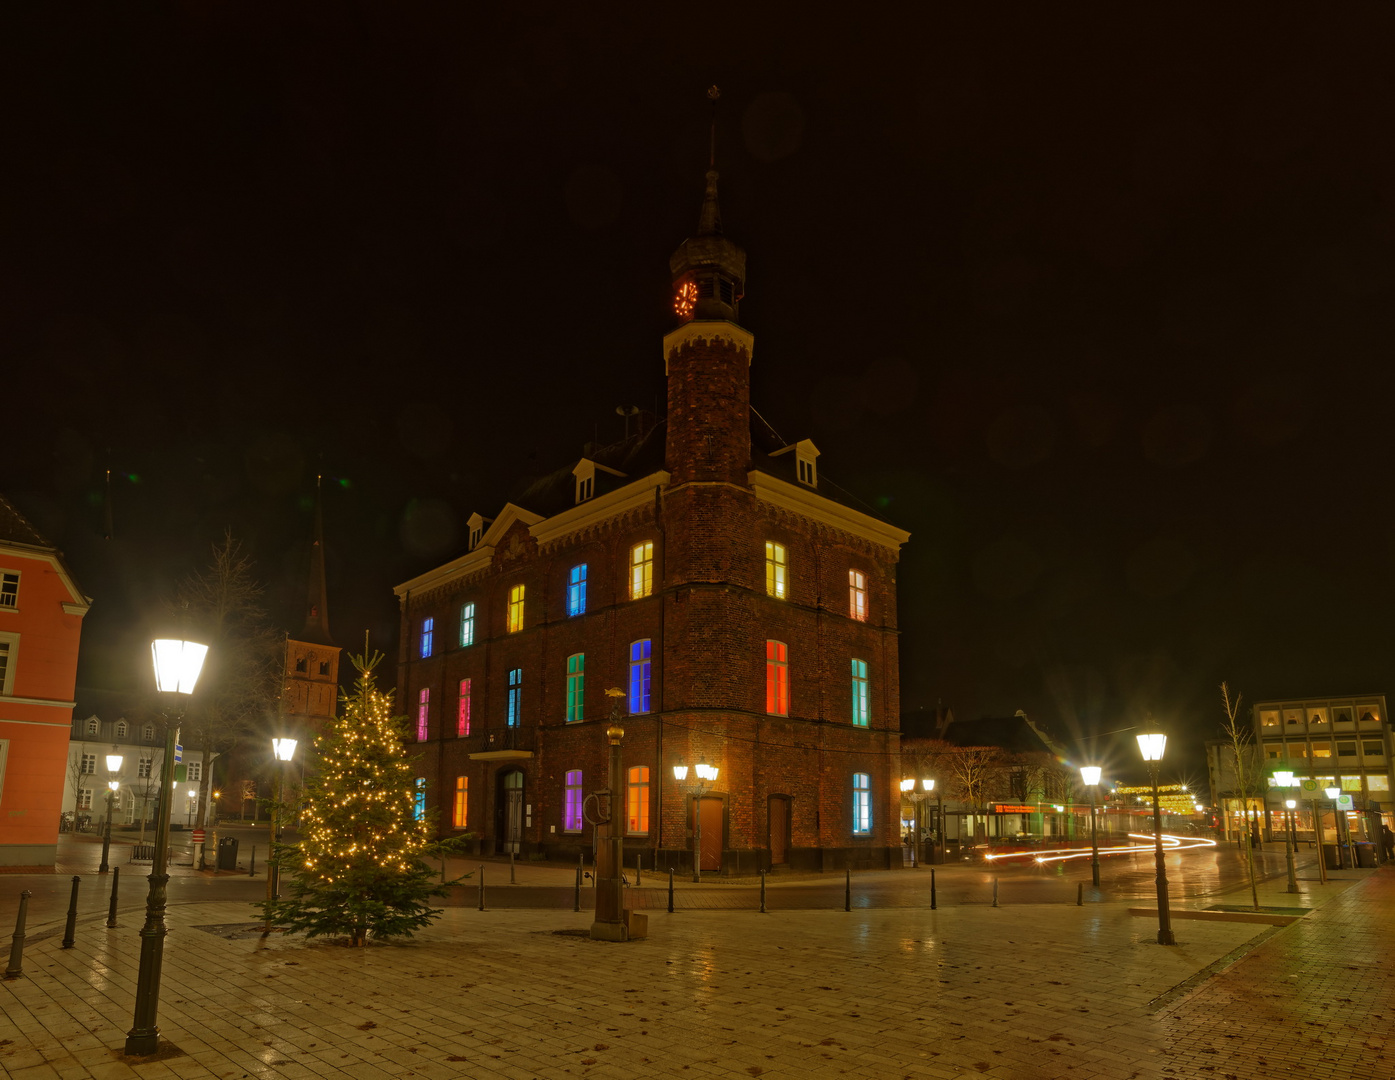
(453, 776), (468, 828)
(627, 765), (650, 834)
(766, 640), (788, 716)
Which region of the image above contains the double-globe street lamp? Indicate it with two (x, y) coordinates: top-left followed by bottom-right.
(125, 638), (208, 1058)
(673, 761), (719, 883)
(1079, 765), (1102, 887)
(898, 778), (934, 867)
(1324, 784), (1350, 869)
(1135, 730), (1175, 946)
(98, 752), (124, 874)
(1271, 770), (1300, 893)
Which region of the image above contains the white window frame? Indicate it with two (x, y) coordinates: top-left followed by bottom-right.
(0, 570), (18, 610)
(81, 752), (97, 775)
(0, 631), (17, 696)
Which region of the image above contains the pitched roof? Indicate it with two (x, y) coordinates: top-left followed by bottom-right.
(0, 493), (54, 550)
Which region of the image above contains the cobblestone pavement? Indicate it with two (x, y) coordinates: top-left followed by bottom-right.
(1160, 868), (1394, 1079)
(1, 860), (1390, 1080)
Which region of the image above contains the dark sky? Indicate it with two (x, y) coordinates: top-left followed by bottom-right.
(7, 6), (1395, 785)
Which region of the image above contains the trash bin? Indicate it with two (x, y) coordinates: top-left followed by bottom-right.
(217, 835), (239, 871)
(1355, 842), (1376, 868)
(1322, 843), (1342, 870)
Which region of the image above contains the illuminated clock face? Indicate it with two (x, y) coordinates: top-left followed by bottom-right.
(674, 280), (698, 318)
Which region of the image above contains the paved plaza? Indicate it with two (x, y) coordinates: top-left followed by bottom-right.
(1, 839), (1391, 1080)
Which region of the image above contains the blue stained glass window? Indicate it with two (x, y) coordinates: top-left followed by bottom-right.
(507, 667), (522, 727)
(414, 777), (427, 821)
(419, 617), (434, 658)
(853, 772), (872, 834)
(568, 564), (587, 616)
(629, 640), (651, 715)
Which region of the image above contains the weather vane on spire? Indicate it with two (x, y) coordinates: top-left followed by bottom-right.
(708, 85), (720, 168)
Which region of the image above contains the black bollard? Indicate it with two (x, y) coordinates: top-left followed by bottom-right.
(668, 868), (674, 913)
(992, 877), (999, 908)
(509, 850), (516, 885)
(4, 890), (32, 979)
(930, 868), (937, 910)
(845, 869), (851, 912)
(61, 876), (80, 949)
(249, 844), (256, 878)
(1077, 881), (1083, 907)
(107, 867), (120, 928)
(477, 864), (485, 911)
(574, 867), (581, 913)
(637, 852), (642, 887)
(760, 869), (766, 914)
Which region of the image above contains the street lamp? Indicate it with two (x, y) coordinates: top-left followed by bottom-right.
(1080, 765), (1102, 887)
(1135, 730), (1175, 946)
(267, 736), (298, 914)
(98, 753), (124, 874)
(898, 779), (934, 867)
(673, 760), (719, 883)
(185, 787), (197, 829)
(1283, 798), (1299, 893)
(1324, 784), (1348, 869)
(125, 638), (207, 1057)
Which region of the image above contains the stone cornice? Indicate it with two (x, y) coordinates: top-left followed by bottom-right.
(748, 472), (910, 554)
(531, 472), (668, 548)
(663, 320), (755, 375)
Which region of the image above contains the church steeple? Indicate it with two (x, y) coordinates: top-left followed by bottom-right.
(300, 475), (333, 646)
(669, 86), (747, 326)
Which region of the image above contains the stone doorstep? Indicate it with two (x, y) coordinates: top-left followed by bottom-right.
(1126, 906), (1306, 926)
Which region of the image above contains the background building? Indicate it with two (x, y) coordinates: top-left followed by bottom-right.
(395, 163), (909, 874)
(1252, 694), (1392, 847)
(0, 494), (90, 867)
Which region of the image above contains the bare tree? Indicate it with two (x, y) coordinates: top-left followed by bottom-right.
(169, 532), (283, 836)
(1220, 681), (1260, 912)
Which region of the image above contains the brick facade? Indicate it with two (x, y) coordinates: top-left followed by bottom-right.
(395, 174), (908, 874)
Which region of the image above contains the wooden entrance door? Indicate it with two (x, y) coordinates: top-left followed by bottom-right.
(699, 797), (723, 871)
(768, 796), (789, 865)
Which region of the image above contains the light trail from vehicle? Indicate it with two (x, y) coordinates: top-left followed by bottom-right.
(984, 833), (1219, 865)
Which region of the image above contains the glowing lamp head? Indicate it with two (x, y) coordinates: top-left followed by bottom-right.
(1272, 770), (1294, 787)
(1080, 765), (1102, 786)
(1284, 799), (1297, 810)
(900, 779), (915, 793)
(151, 639), (209, 695)
(272, 737), (298, 762)
(1136, 732), (1167, 762)
(672, 764), (689, 781)
(106, 753), (124, 774)
(108, 780), (120, 792)
(695, 763), (718, 782)
(922, 778), (935, 792)
(1325, 785), (1340, 800)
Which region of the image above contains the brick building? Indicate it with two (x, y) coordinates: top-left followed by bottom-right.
(395, 163), (909, 874)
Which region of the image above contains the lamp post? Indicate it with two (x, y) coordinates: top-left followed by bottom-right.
(125, 638), (207, 1057)
(1283, 798), (1299, 893)
(267, 736), (298, 912)
(98, 753), (124, 874)
(185, 787), (197, 829)
(1136, 731), (1175, 946)
(1080, 765), (1102, 887)
(673, 760), (719, 883)
(898, 779), (934, 867)
(590, 688), (628, 941)
(1324, 785), (1347, 869)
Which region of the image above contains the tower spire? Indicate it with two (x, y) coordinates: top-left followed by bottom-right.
(669, 86), (746, 324)
(301, 474), (333, 645)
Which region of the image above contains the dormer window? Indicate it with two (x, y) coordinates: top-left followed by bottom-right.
(771, 438), (820, 488)
(572, 458), (625, 506)
(467, 512), (490, 551)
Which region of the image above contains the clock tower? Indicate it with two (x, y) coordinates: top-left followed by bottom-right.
(664, 88), (754, 488)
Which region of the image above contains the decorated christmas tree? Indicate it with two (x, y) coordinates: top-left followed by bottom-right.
(261, 649), (463, 945)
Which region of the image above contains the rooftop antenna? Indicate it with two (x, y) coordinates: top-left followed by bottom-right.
(708, 84), (720, 168)
(616, 404), (640, 440)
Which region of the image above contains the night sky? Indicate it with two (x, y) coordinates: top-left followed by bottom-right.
(7, 7), (1395, 785)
